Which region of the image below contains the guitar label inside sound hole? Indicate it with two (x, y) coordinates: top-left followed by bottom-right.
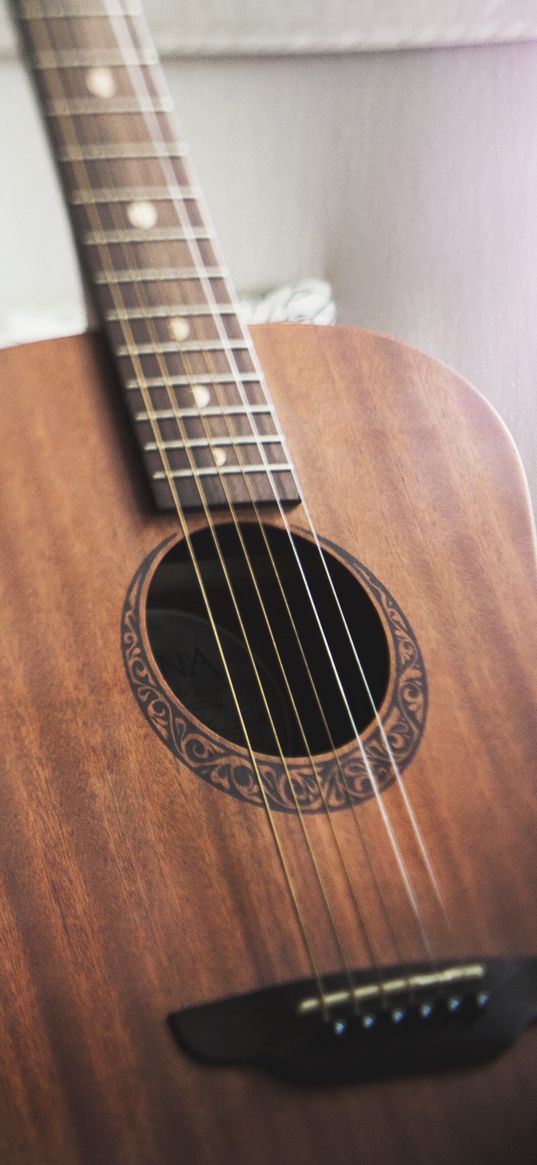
(122, 526), (427, 812)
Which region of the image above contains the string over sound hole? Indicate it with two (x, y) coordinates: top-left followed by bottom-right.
(145, 523), (389, 757)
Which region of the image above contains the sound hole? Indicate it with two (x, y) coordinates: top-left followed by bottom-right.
(146, 523), (389, 758)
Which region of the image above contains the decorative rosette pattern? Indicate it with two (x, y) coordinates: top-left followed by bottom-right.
(121, 533), (427, 813)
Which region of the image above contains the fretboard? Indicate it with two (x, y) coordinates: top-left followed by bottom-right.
(13, 0), (301, 512)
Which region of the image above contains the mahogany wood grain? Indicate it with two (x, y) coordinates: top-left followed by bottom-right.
(0, 324), (536, 1164)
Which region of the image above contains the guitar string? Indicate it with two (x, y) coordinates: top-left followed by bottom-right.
(29, 4), (334, 1014)
(46, 0), (440, 969)
(50, 0), (414, 1006)
(31, 0), (442, 997)
(102, 2), (410, 979)
(106, 1), (449, 954)
(31, 13), (402, 1020)
(100, 0), (439, 970)
(27, 0), (433, 996)
(60, 5), (375, 1000)
(97, 20), (400, 993)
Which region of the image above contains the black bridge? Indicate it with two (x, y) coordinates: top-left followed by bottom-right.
(169, 957), (537, 1084)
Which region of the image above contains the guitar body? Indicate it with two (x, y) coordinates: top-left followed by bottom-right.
(0, 322), (536, 1164)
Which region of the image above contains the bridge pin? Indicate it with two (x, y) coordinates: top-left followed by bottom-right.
(447, 995), (462, 1013)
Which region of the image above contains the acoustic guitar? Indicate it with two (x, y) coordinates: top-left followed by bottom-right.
(1, 3), (536, 1162)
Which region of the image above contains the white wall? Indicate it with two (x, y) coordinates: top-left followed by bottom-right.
(2, 1), (537, 55)
(0, 6), (536, 509)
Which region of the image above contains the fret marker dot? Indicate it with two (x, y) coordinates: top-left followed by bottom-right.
(169, 317), (191, 342)
(192, 385), (211, 409)
(85, 67), (116, 99)
(127, 201), (158, 230)
(213, 448), (227, 467)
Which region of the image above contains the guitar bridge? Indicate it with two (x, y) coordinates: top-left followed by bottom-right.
(169, 957), (537, 1084)
(296, 961), (487, 1021)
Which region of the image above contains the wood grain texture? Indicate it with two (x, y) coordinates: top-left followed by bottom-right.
(0, 323), (536, 1164)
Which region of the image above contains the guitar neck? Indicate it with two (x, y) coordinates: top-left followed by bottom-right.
(13, 0), (300, 512)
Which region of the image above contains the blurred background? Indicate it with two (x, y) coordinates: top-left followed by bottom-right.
(0, 1), (536, 509)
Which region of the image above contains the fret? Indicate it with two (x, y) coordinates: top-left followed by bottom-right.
(83, 228), (212, 246)
(116, 340), (249, 357)
(126, 373), (261, 389)
(111, 312), (246, 345)
(70, 187), (199, 205)
(19, 4), (142, 17)
(129, 390), (270, 422)
(94, 267), (225, 284)
(107, 304), (236, 321)
(112, 313), (246, 345)
(135, 406), (274, 422)
(151, 464), (293, 482)
(58, 144), (187, 162)
(124, 352), (257, 378)
(32, 50), (158, 69)
(46, 98), (174, 117)
(144, 435), (282, 453)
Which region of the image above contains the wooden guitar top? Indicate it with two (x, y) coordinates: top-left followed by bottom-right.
(0, 323), (535, 1164)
